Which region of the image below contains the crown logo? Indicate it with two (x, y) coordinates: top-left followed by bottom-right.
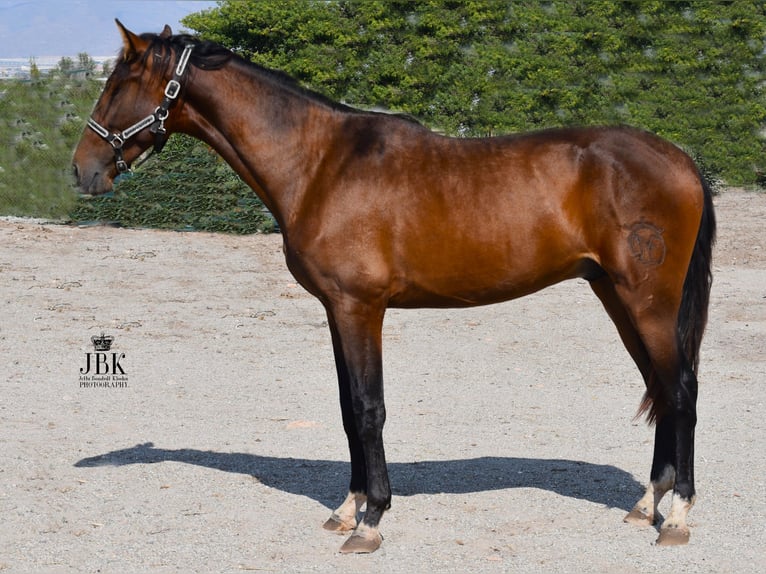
(91, 332), (114, 352)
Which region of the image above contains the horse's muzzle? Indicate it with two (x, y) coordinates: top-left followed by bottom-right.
(72, 161), (114, 196)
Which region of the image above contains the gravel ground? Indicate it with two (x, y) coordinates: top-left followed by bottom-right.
(0, 189), (764, 573)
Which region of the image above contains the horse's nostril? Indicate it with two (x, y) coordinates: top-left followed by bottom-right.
(72, 163), (80, 182)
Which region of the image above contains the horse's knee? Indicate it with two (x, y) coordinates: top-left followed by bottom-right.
(353, 404), (386, 441)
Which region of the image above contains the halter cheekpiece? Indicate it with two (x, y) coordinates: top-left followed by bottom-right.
(87, 43), (194, 174)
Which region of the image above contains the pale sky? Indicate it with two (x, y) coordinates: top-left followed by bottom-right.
(0, 1), (217, 58)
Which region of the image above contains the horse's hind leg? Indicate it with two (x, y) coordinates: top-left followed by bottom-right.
(623, 416), (678, 530)
(650, 352), (698, 546)
(590, 277), (653, 384)
(590, 276), (697, 544)
(591, 277), (665, 526)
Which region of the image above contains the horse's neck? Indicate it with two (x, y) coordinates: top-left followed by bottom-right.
(181, 63), (332, 229)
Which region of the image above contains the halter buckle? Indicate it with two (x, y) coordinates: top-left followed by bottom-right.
(164, 79), (181, 100)
(109, 134), (124, 149)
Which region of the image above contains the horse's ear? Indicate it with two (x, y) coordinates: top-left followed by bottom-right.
(115, 18), (148, 60)
(160, 24), (173, 39)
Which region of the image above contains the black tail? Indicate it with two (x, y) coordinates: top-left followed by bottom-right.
(677, 173), (716, 375)
(637, 171), (716, 424)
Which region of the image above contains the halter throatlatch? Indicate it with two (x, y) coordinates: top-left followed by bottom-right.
(87, 43), (194, 174)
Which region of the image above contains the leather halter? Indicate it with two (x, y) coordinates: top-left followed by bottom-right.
(87, 43), (194, 174)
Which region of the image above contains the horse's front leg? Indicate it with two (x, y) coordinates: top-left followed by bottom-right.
(324, 301), (389, 554)
(322, 315), (368, 533)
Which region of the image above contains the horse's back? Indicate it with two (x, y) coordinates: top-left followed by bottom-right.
(341, 121), (701, 231)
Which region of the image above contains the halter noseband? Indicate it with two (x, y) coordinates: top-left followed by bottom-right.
(87, 43), (194, 174)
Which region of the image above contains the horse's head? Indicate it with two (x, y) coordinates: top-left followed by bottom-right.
(72, 20), (189, 195)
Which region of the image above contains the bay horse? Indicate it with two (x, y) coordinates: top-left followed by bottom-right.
(72, 21), (715, 554)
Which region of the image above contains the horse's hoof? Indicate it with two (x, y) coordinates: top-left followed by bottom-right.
(655, 525), (690, 546)
(323, 513), (357, 533)
(339, 528), (383, 554)
(623, 506), (655, 527)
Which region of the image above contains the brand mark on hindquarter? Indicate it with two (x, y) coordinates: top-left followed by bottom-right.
(627, 222), (666, 265)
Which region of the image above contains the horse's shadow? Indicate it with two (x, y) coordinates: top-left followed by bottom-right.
(75, 442), (642, 512)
